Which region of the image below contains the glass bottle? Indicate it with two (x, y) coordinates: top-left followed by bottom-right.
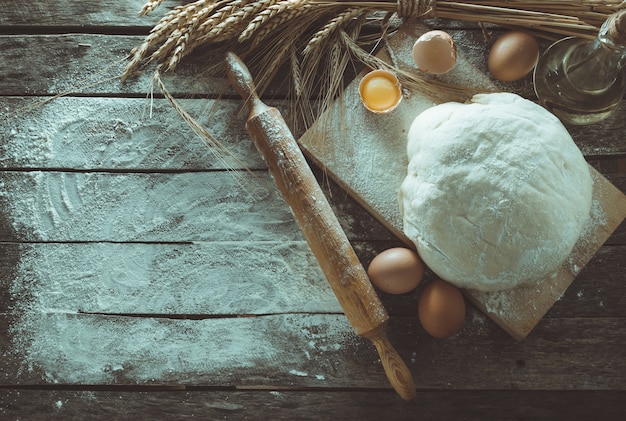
(533, 10), (626, 125)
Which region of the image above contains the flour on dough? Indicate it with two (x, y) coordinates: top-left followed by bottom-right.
(399, 93), (592, 292)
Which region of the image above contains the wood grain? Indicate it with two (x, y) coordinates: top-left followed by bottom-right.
(2, 243), (624, 318)
(0, 30), (623, 155)
(2, 312), (625, 389)
(1, 1), (625, 418)
(0, 96), (263, 170)
(2, 389), (625, 421)
(0, 242), (340, 315)
(0, 171), (302, 242)
(0, 0), (160, 28)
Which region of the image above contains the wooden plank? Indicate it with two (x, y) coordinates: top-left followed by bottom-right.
(0, 171), (303, 242)
(2, 312), (625, 389)
(1, 241), (623, 322)
(0, 30), (623, 155)
(389, 316), (626, 391)
(0, 34), (231, 97)
(1, 389), (625, 420)
(0, 312), (364, 386)
(3, 95), (625, 170)
(0, 242), (339, 315)
(298, 22), (626, 341)
(0, 170), (396, 243)
(0, 0), (161, 28)
(0, 96), (263, 170)
(2, 95), (621, 245)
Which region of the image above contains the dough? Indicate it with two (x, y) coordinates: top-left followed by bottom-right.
(399, 93), (592, 292)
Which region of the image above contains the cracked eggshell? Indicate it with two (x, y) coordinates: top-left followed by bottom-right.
(412, 30), (457, 74)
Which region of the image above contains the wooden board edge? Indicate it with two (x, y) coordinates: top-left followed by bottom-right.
(461, 165), (626, 341)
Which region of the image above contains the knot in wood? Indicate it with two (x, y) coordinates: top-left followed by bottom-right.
(397, 0), (436, 19)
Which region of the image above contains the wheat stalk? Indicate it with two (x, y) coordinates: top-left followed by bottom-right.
(253, 4), (321, 49)
(123, 0), (626, 127)
(290, 46), (304, 97)
(124, 0), (217, 79)
(203, 0), (279, 42)
(192, 0), (248, 42)
(125, 0), (624, 78)
(239, 0), (310, 43)
(303, 8), (364, 55)
(151, 70), (263, 193)
(139, 0), (166, 16)
(164, 2), (228, 69)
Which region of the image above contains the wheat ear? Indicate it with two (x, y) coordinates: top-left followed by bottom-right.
(303, 8), (364, 56)
(239, 0), (308, 43)
(201, 0), (280, 43)
(123, 1), (214, 79)
(140, 0), (166, 15)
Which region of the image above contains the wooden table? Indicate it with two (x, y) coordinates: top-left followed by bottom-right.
(1, 1), (625, 419)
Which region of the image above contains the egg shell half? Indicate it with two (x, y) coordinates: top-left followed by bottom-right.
(412, 30), (457, 74)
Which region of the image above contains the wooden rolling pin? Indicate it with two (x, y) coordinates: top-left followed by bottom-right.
(224, 52), (415, 401)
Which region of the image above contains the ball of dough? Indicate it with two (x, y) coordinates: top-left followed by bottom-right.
(399, 93), (592, 292)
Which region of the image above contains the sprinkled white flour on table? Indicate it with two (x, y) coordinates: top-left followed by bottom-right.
(1, 97), (263, 170)
(8, 311), (355, 384)
(1, 98), (356, 384)
(1, 170), (303, 242)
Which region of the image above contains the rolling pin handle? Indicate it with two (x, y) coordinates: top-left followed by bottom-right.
(367, 326), (416, 401)
(224, 52), (270, 116)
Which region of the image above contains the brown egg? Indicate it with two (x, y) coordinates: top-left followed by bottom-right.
(412, 30), (457, 74)
(488, 30), (539, 82)
(418, 279), (465, 338)
(367, 248), (424, 294)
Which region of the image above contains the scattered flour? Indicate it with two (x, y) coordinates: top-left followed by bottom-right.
(0, 96), (263, 170)
(8, 310), (355, 384)
(478, 191), (609, 322)
(1, 170), (303, 242)
(1, 96), (356, 385)
(8, 242), (341, 316)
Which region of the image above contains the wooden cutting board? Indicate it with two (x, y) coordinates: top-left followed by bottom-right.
(297, 22), (626, 340)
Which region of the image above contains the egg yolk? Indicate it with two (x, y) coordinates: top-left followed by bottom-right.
(359, 71), (401, 112)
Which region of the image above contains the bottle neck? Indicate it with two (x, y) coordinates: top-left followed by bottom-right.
(565, 29), (626, 92)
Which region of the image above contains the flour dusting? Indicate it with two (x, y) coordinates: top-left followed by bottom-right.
(8, 242), (341, 315)
(1, 171), (303, 242)
(1, 97), (262, 170)
(1, 95), (356, 384)
(8, 305), (352, 384)
(478, 192), (609, 323)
